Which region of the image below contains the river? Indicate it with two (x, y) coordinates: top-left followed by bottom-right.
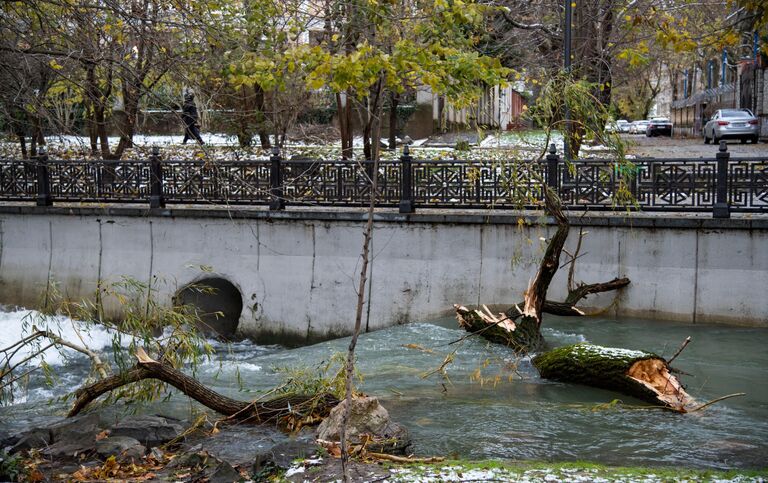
(1, 307), (766, 470)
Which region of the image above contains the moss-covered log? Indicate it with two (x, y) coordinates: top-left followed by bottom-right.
(533, 343), (694, 412)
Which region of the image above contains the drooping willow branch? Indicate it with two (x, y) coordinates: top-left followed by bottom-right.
(68, 348), (339, 427)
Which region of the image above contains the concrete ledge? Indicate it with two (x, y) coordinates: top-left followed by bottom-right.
(0, 203), (767, 230)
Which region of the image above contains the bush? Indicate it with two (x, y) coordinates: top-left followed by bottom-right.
(297, 107), (337, 125)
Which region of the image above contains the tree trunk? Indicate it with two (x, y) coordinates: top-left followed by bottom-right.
(361, 96), (372, 161)
(388, 92), (399, 150)
(455, 306), (545, 352)
(255, 85), (271, 149)
(455, 186), (569, 353)
(68, 349), (339, 426)
(17, 134), (27, 159)
(236, 87), (253, 148)
(114, 82), (138, 159)
(369, 79), (384, 161)
(337, 92), (353, 160)
(532, 343), (694, 412)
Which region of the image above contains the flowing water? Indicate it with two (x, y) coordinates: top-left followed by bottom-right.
(1, 307), (766, 470)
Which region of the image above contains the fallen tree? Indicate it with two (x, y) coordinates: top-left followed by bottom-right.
(0, 281), (339, 431)
(455, 187), (622, 353)
(532, 343), (694, 412)
(452, 188), (701, 410)
(68, 348), (338, 428)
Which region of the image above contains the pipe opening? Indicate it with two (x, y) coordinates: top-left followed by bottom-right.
(176, 277), (243, 340)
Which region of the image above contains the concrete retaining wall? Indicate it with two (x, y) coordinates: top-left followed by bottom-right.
(1, 206), (766, 344)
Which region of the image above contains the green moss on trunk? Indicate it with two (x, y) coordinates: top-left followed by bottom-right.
(532, 343), (682, 408)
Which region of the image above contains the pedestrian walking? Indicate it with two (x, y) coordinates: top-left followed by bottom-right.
(181, 92), (204, 145)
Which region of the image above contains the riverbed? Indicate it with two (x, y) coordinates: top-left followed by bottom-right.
(1, 307), (766, 470)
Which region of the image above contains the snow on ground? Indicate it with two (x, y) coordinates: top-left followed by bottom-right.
(282, 461), (767, 483)
(42, 134), (430, 150)
(48, 133), (239, 147)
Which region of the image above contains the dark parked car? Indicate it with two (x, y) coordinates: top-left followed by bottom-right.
(703, 109), (760, 144)
(646, 118), (672, 137)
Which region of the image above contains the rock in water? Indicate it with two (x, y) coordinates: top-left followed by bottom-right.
(316, 396), (411, 454)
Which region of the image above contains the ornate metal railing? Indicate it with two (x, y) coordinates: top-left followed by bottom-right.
(1, 143), (766, 218)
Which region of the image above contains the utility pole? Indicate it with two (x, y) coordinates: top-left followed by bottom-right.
(563, 0), (572, 161)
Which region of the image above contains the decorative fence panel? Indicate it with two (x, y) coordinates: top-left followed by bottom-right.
(1, 144), (766, 218)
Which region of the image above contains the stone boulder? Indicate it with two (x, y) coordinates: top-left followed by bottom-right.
(42, 413), (103, 459)
(95, 436), (146, 461)
(5, 428), (51, 454)
(166, 450), (240, 483)
(251, 436), (319, 477)
(109, 415), (184, 448)
(316, 397), (410, 455)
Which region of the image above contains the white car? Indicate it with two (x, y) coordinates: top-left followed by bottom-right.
(703, 109), (760, 144)
(605, 119), (631, 133)
(630, 120), (650, 134)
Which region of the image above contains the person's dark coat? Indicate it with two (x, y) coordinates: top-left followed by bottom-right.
(182, 96), (198, 128)
(181, 94), (204, 145)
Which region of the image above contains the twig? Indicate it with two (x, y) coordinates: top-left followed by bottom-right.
(367, 452), (445, 464)
(689, 393), (746, 413)
(0, 342), (55, 382)
(567, 227), (585, 292)
(421, 349), (457, 381)
(667, 336), (691, 365)
(558, 251), (588, 271)
(35, 327), (110, 379)
(0, 366), (42, 391)
(1, 331), (47, 372)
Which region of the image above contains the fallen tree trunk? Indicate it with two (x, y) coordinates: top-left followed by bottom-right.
(456, 187), (569, 353)
(456, 187), (632, 351)
(532, 343), (694, 412)
(455, 305), (544, 352)
(69, 348), (338, 427)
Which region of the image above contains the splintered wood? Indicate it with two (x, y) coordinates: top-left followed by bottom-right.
(627, 358), (694, 411)
(455, 305), (516, 333)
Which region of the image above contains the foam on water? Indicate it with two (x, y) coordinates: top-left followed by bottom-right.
(0, 307), (125, 367)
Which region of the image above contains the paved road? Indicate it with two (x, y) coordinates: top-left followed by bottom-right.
(624, 134), (768, 158)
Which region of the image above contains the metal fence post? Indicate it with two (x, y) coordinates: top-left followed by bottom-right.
(546, 143), (559, 189)
(713, 140), (730, 218)
(269, 146), (285, 210)
(36, 146), (52, 206)
(149, 146), (165, 208)
(399, 143), (415, 213)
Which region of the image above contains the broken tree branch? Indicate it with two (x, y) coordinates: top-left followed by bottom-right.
(689, 393), (746, 413)
(504, 277), (631, 320)
(667, 336), (692, 365)
(523, 187), (570, 323)
(567, 227), (585, 292)
(69, 348), (338, 425)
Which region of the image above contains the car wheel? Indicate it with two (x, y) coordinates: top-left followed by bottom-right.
(741, 138), (747, 144)
(704, 134), (710, 144)
(752, 135), (760, 144)
(713, 135), (720, 145)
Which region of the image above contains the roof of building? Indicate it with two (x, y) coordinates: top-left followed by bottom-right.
(671, 83), (735, 109)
